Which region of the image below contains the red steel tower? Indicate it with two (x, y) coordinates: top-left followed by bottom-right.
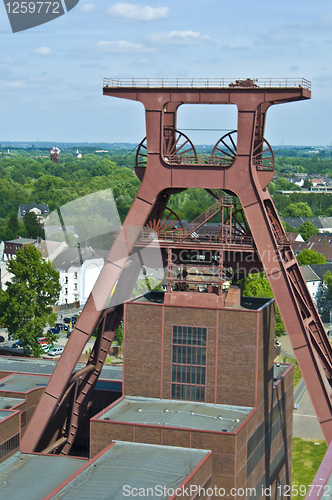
(21, 77), (332, 461)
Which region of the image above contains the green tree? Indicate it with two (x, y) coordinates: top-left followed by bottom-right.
(296, 249), (327, 265)
(298, 220), (318, 242)
(282, 221), (297, 233)
(23, 212), (45, 239)
(5, 214), (24, 240)
(274, 177), (299, 191)
(0, 245), (61, 357)
(302, 179), (313, 189)
(115, 322), (123, 345)
(283, 202), (312, 217)
(242, 272), (285, 337)
(323, 271), (332, 296)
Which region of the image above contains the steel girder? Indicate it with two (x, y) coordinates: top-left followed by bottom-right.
(22, 79), (332, 453)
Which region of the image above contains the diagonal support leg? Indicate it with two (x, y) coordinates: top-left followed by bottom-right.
(243, 192), (332, 443)
(21, 187), (165, 454)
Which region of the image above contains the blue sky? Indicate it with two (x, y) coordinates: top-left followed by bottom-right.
(1, 0), (332, 146)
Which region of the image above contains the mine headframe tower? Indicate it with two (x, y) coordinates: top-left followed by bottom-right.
(21, 77), (332, 455)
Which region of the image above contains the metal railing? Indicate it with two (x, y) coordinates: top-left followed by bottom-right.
(103, 77), (311, 91)
(138, 228), (254, 247)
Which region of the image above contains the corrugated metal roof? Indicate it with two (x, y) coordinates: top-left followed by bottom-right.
(0, 374), (49, 393)
(0, 452), (83, 500)
(49, 441), (210, 500)
(0, 356), (122, 381)
(99, 396), (252, 433)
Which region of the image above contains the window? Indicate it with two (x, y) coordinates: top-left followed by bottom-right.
(171, 325), (206, 402)
(65, 276), (68, 283)
(0, 434), (19, 460)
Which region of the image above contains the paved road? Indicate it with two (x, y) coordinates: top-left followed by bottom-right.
(279, 334), (325, 440)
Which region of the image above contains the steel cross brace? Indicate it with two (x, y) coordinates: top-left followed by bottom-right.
(22, 80), (332, 452)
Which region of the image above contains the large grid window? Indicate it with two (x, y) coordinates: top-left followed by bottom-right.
(171, 325), (206, 402)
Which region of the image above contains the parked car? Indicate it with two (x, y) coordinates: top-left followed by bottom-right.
(47, 346), (64, 356)
(66, 331), (71, 339)
(0, 335), (5, 343)
(63, 317), (71, 324)
(12, 340), (23, 348)
(47, 327), (61, 334)
(38, 338), (52, 345)
(41, 343), (53, 352)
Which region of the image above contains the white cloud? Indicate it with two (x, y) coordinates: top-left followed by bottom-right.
(33, 46), (51, 55)
(145, 31), (214, 46)
(80, 3), (97, 12)
(93, 40), (154, 54)
(107, 2), (168, 21)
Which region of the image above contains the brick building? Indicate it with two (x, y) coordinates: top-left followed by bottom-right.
(91, 290), (294, 498)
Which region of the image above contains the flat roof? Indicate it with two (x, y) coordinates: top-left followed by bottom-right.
(132, 291), (272, 311)
(0, 396), (24, 409)
(49, 441), (210, 500)
(0, 452), (84, 500)
(99, 396), (252, 433)
(273, 363), (291, 383)
(0, 356), (122, 381)
(0, 374), (49, 393)
(0, 409), (15, 420)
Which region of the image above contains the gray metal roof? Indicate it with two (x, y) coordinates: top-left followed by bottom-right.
(310, 263), (332, 280)
(49, 441), (210, 500)
(0, 374), (49, 393)
(99, 396), (252, 433)
(0, 396), (24, 409)
(0, 410), (15, 420)
(273, 363), (291, 383)
(0, 356), (122, 381)
(300, 265), (321, 282)
(0, 452), (83, 500)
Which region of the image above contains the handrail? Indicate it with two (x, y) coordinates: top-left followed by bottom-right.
(103, 77), (311, 91)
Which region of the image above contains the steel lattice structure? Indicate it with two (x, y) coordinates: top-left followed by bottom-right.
(21, 77), (332, 456)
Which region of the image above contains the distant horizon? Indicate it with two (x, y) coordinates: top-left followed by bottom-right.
(1, 141), (332, 150)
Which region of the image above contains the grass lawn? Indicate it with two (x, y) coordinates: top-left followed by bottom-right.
(291, 438), (327, 497)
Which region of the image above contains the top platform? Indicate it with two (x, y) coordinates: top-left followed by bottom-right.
(103, 77), (311, 91)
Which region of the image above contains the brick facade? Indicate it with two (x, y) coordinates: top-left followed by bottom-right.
(91, 292), (294, 499)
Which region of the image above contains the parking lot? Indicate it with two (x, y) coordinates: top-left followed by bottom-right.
(0, 307), (95, 358)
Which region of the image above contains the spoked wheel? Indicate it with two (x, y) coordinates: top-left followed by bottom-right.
(210, 131), (237, 166)
(135, 137), (148, 168)
(252, 138), (274, 171)
(163, 128), (197, 165)
(144, 206), (184, 239)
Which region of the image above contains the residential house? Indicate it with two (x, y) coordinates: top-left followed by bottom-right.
(292, 240), (332, 263)
(1, 238), (37, 290)
(300, 265), (322, 304)
(280, 216), (332, 233)
(18, 203), (49, 221)
(35, 239), (68, 261)
(300, 263), (332, 322)
(53, 246), (106, 307)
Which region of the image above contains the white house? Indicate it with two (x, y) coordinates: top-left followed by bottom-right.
(53, 246), (106, 307)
